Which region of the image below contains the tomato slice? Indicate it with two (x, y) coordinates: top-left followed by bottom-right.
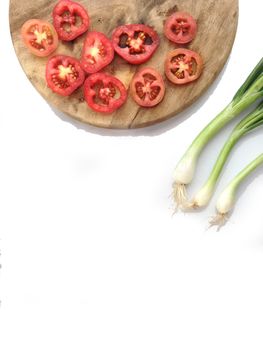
(112, 24), (160, 65)
(131, 68), (165, 107)
(84, 73), (127, 114)
(46, 55), (85, 96)
(164, 12), (197, 44)
(21, 19), (58, 57)
(165, 49), (203, 85)
(53, 0), (90, 41)
(80, 32), (114, 74)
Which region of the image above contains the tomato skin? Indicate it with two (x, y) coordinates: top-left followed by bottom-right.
(46, 55), (85, 96)
(80, 32), (114, 74)
(131, 68), (165, 107)
(53, 0), (90, 41)
(84, 73), (127, 114)
(112, 24), (160, 64)
(165, 48), (203, 85)
(164, 12), (197, 44)
(21, 19), (58, 57)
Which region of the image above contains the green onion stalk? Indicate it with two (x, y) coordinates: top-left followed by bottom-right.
(189, 102), (263, 209)
(209, 153), (263, 229)
(173, 58), (263, 209)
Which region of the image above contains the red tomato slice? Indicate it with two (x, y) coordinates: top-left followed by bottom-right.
(165, 49), (203, 85)
(46, 55), (85, 96)
(131, 68), (165, 107)
(53, 0), (90, 41)
(21, 19), (58, 57)
(84, 73), (127, 114)
(164, 12), (197, 44)
(80, 32), (114, 74)
(112, 24), (160, 64)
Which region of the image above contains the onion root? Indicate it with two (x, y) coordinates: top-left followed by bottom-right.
(209, 213), (228, 231)
(172, 183), (190, 210)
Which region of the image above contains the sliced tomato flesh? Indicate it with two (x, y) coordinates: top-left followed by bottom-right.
(84, 73), (127, 114)
(164, 12), (197, 44)
(131, 68), (165, 107)
(46, 55), (85, 96)
(165, 49), (203, 85)
(81, 32), (114, 74)
(21, 19), (58, 57)
(53, 0), (90, 41)
(112, 24), (159, 64)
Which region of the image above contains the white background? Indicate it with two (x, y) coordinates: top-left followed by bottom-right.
(1, 0), (263, 349)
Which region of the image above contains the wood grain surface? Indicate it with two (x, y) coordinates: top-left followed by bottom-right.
(10, 0), (238, 129)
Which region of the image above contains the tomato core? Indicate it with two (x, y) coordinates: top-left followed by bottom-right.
(86, 44), (105, 63)
(171, 54), (194, 79)
(135, 75), (161, 101)
(127, 32), (146, 54)
(51, 63), (78, 89)
(99, 86), (116, 103)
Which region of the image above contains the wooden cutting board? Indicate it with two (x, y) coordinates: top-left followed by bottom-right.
(10, 0), (238, 129)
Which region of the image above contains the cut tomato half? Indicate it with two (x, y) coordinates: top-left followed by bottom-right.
(21, 19), (58, 57)
(165, 49), (203, 85)
(53, 0), (90, 41)
(84, 73), (127, 114)
(46, 55), (85, 96)
(131, 68), (165, 107)
(112, 24), (159, 64)
(80, 32), (114, 74)
(164, 12), (197, 44)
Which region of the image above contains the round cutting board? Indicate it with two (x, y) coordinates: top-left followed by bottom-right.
(10, 0), (238, 129)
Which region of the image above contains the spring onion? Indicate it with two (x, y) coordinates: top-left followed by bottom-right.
(173, 58), (263, 209)
(209, 154), (263, 229)
(189, 102), (263, 209)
